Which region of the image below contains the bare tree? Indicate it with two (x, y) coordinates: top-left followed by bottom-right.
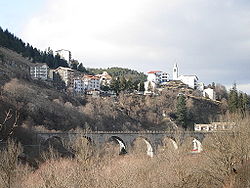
(0, 109), (19, 141)
(0, 139), (26, 188)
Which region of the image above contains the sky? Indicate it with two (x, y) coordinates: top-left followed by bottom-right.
(0, 0), (250, 93)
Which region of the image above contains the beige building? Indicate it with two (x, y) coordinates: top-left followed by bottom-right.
(53, 66), (74, 87)
(30, 63), (49, 80)
(96, 71), (112, 86)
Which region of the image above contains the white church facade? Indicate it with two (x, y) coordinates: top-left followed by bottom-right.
(172, 63), (198, 89)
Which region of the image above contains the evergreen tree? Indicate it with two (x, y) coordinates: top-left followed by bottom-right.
(228, 83), (238, 113)
(120, 76), (127, 91)
(176, 95), (187, 129)
(132, 80), (140, 90)
(212, 82), (215, 89)
(126, 78), (133, 92)
(243, 93), (249, 112)
(77, 63), (87, 73)
(238, 92), (245, 116)
(110, 77), (121, 94)
(238, 92), (244, 110)
(147, 81), (153, 92)
(71, 63), (78, 70)
(139, 81), (145, 92)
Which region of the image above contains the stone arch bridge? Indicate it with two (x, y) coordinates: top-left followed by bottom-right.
(37, 131), (208, 157)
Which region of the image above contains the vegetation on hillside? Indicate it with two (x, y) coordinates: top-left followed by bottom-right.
(0, 77), (223, 133)
(109, 76), (145, 94)
(88, 67), (146, 82)
(87, 67), (146, 94)
(0, 27), (68, 69)
(1, 115), (250, 188)
(0, 26), (147, 78)
(176, 95), (187, 129)
(228, 83), (249, 115)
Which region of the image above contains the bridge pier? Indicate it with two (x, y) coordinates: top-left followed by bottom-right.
(36, 131), (207, 157)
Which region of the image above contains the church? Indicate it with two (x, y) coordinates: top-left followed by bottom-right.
(172, 63), (198, 89)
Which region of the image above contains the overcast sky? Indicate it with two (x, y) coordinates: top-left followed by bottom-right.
(0, 0), (250, 93)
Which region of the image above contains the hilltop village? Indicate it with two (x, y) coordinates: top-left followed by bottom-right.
(29, 49), (216, 100)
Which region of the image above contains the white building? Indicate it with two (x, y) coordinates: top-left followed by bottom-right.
(145, 71), (169, 93)
(197, 82), (205, 91)
(203, 88), (216, 100)
(160, 72), (169, 83)
(83, 75), (100, 91)
(74, 75), (100, 94)
(30, 63), (49, 80)
(147, 71), (162, 83)
(55, 49), (72, 66)
(173, 63), (198, 89)
(178, 75), (198, 89)
(147, 71), (169, 84)
(194, 122), (235, 132)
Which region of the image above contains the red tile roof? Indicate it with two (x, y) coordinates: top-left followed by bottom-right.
(147, 71), (162, 74)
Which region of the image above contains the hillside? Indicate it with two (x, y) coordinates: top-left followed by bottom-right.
(0, 27), (147, 79)
(0, 27), (68, 69)
(0, 45), (225, 144)
(0, 47), (223, 134)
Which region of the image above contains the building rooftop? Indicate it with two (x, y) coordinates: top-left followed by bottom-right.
(83, 75), (100, 80)
(147, 71), (162, 74)
(179, 75), (199, 80)
(55, 66), (73, 71)
(30, 63), (48, 67)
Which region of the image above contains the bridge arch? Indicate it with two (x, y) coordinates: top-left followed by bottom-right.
(182, 136), (202, 153)
(192, 138), (202, 153)
(132, 136), (154, 157)
(44, 136), (63, 145)
(108, 136), (127, 155)
(162, 137), (178, 150)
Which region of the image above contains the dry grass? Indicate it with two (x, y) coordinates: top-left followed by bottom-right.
(1, 115), (250, 188)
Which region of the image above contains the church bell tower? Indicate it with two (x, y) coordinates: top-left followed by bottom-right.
(173, 63), (178, 80)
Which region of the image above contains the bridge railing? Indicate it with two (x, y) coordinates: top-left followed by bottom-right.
(36, 130), (212, 135)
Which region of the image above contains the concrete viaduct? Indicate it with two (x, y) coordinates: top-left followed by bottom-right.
(37, 131), (208, 157)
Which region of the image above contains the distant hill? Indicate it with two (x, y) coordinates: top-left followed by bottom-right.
(88, 67), (147, 82)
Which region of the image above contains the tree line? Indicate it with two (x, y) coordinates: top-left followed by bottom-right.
(228, 83), (249, 115)
(0, 27), (68, 69)
(109, 76), (145, 94)
(176, 83), (250, 129)
(88, 67), (146, 82)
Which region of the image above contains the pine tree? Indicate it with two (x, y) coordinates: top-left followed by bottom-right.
(110, 77), (121, 94)
(77, 63), (87, 73)
(71, 63), (78, 70)
(228, 83), (238, 113)
(139, 81), (145, 92)
(120, 76), (127, 91)
(243, 93), (249, 112)
(147, 81), (153, 92)
(238, 92), (243, 110)
(176, 95), (187, 129)
(126, 78), (133, 92)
